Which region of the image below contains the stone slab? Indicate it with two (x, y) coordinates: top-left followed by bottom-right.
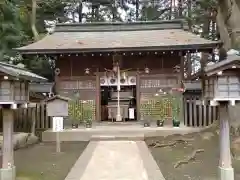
(64, 140), (165, 180)
(0, 166), (16, 180)
(79, 141), (149, 180)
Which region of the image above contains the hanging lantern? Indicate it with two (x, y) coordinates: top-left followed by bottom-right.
(85, 68), (90, 75)
(144, 67), (150, 74)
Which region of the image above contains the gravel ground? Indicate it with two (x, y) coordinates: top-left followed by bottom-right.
(145, 128), (240, 180)
(14, 142), (88, 180)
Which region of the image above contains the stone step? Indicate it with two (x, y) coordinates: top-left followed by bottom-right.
(90, 134), (144, 141)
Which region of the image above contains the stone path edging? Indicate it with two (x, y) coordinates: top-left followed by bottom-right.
(64, 141), (97, 180)
(136, 141), (165, 180)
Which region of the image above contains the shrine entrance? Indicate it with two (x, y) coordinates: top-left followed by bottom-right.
(100, 85), (137, 122)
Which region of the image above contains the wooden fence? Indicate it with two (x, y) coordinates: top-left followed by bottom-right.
(0, 99), (218, 132)
(0, 103), (51, 134)
(184, 98), (219, 127)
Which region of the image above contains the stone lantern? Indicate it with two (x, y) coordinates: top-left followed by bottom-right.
(204, 55), (240, 106)
(204, 54), (240, 180)
(0, 62), (47, 180)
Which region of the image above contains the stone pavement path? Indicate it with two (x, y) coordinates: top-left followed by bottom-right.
(64, 140), (165, 180)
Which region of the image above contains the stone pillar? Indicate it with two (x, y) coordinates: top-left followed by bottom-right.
(0, 108), (16, 180)
(219, 104), (234, 180)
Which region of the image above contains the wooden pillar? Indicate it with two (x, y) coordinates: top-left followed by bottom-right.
(219, 103), (234, 180)
(200, 52), (208, 98)
(2, 108), (14, 168)
(29, 102), (37, 135)
(31, 107), (36, 135)
(136, 72), (140, 121)
(179, 51), (184, 124)
(95, 69), (101, 121)
(186, 53), (192, 79)
(54, 68), (60, 95)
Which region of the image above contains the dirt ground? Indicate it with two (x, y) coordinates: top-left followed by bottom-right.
(15, 142), (88, 180)
(145, 127), (240, 180)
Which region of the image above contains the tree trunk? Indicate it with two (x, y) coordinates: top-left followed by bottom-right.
(112, 3), (117, 22)
(216, 6), (231, 50)
(31, 0), (39, 41)
(91, 4), (95, 21)
(136, 0), (139, 20)
(236, 1), (240, 9)
(202, 13), (210, 39)
(217, 0), (240, 49)
(178, 0), (183, 18)
(226, 0), (240, 49)
(78, 0), (83, 23)
(169, 0), (172, 20)
(187, 0), (192, 30)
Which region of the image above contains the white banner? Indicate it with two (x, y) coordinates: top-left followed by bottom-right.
(52, 117), (64, 132)
(129, 108), (135, 119)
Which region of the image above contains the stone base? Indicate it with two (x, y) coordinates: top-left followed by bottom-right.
(0, 166), (16, 180)
(219, 166), (234, 180)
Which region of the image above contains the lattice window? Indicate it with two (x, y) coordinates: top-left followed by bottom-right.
(60, 80), (96, 90)
(140, 93), (174, 120)
(216, 76), (240, 98)
(140, 77), (178, 88)
(68, 100), (96, 122)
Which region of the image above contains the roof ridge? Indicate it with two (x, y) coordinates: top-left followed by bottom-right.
(54, 19), (187, 33)
(56, 19), (185, 26)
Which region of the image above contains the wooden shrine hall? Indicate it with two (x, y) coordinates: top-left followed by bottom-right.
(17, 19), (221, 125)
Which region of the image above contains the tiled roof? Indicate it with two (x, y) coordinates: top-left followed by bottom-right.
(205, 54), (240, 76)
(0, 62), (47, 82)
(17, 20), (221, 54)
